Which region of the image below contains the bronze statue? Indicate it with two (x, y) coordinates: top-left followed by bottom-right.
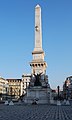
(34, 72), (42, 86)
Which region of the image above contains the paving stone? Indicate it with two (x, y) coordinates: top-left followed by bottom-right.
(0, 104), (72, 120)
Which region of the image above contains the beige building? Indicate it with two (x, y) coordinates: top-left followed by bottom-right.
(7, 79), (22, 99)
(0, 76), (9, 101)
(22, 74), (31, 95)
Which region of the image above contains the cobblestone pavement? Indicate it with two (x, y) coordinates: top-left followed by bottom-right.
(0, 104), (72, 120)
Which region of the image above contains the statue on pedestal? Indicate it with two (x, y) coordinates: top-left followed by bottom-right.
(34, 72), (42, 86)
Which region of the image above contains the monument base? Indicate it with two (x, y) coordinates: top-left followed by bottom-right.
(24, 86), (50, 104)
(66, 100), (70, 105)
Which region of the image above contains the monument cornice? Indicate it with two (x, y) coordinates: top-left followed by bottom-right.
(32, 50), (44, 54)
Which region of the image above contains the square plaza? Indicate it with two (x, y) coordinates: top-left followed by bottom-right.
(0, 104), (72, 120)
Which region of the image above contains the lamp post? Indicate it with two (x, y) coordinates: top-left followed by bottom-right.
(57, 86), (60, 100)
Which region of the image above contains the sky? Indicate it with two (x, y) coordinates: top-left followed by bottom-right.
(0, 0), (72, 89)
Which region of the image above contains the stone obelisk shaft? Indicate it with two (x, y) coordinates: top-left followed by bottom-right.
(34, 5), (42, 51)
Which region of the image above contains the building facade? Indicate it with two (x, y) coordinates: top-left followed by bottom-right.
(63, 76), (72, 99)
(0, 76), (9, 101)
(21, 74), (31, 95)
(7, 79), (22, 100)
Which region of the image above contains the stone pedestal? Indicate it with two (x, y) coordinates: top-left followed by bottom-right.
(4, 100), (8, 105)
(24, 86), (50, 104)
(66, 100), (70, 105)
(57, 100), (61, 106)
(9, 101), (14, 105)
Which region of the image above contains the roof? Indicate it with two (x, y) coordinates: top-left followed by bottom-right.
(6, 79), (22, 81)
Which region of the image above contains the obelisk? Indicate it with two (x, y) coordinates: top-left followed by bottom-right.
(34, 4), (42, 51)
(24, 5), (50, 104)
(30, 5), (47, 75)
